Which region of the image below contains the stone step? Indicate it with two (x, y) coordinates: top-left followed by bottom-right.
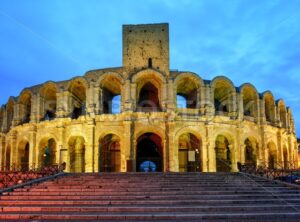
(1, 198), (300, 206)
(1, 212), (300, 221)
(2, 193), (300, 201)
(1, 204), (300, 213)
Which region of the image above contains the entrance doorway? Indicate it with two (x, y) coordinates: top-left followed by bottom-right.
(136, 133), (163, 172)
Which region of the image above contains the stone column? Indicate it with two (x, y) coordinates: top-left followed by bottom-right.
(131, 83), (137, 111)
(166, 121), (175, 172)
(28, 126), (37, 169)
(74, 138), (84, 172)
(230, 144), (238, 172)
(240, 144), (246, 164)
(199, 86), (206, 115)
(10, 133), (17, 169)
(201, 138), (208, 172)
(237, 94), (243, 120)
(205, 124), (216, 172)
(85, 118), (95, 172)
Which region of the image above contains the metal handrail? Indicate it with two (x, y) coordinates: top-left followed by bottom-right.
(0, 164), (65, 190)
(240, 161), (300, 184)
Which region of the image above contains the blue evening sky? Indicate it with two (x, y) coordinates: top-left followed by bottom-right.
(0, 0), (300, 136)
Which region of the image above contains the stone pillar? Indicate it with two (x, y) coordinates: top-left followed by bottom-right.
(10, 133), (17, 169)
(74, 139), (84, 173)
(237, 93), (243, 120)
(123, 120), (134, 172)
(201, 138), (208, 172)
(2, 110), (7, 132)
(205, 124), (216, 172)
(240, 144), (246, 164)
(85, 118), (95, 172)
(166, 121), (175, 172)
(131, 83), (137, 111)
(123, 80), (132, 111)
(30, 93), (38, 123)
(230, 92), (237, 119)
(28, 126), (37, 169)
(199, 86), (206, 115)
(229, 144), (238, 172)
(166, 81), (175, 111)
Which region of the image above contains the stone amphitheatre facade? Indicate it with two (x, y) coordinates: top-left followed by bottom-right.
(0, 23), (297, 173)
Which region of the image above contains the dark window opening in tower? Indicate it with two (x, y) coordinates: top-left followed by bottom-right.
(148, 58), (152, 68)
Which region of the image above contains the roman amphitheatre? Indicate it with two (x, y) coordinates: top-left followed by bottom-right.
(0, 23), (297, 173)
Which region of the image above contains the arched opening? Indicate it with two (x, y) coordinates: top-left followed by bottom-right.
(283, 146), (288, 169)
(215, 135), (232, 172)
(264, 93), (275, 123)
(19, 91), (32, 124)
(100, 75), (122, 114)
(137, 82), (161, 112)
(18, 141), (30, 171)
(267, 142), (277, 169)
(39, 138), (57, 167)
(241, 85), (258, 118)
(178, 133), (202, 172)
(99, 134), (121, 172)
(68, 137), (85, 172)
(213, 79), (235, 115)
(69, 80), (86, 119)
(40, 84), (57, 121)
(278, 101), (287, 128)
(136, 133), (163, 172)
(5, 145), (11, 170)
(176, 95), (187, 108)
(244, 138), (257, 165)
(176, 77), (199, 109)
(6, 99), (14, 131)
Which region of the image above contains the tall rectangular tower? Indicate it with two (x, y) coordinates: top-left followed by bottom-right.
(122, 23), (169, 75)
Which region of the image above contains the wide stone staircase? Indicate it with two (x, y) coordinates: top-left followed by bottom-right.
(1, 172), (300, 221)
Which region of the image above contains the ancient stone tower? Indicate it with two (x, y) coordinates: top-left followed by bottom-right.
(123, 23), (169, 75)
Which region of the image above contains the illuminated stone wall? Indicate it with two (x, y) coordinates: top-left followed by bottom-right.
(0, 23), (297, 172)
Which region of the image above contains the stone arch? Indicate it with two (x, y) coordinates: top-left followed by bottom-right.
(6, 97), (15, 131)
(38, 137), (57, 168)
(67, 78), (88, 119)
(17, 139), (30, 170)
(211, 76), (236, 115)
(267, 141), (277, 169)
(132, 69), (166, 112)
(98, 72), (123, 114)
(39, 82), (58, 121)
(177, 132), (202, 172)
(136, 132), (163, 172)
(263, 91), (276, 123)
(277, 99), (287, 128)
(18, 90), (32, 124)
(174, 72), (203, 109)
(68, 136), (85, 172)
(98, 134), (121, 172)
(135, 126), (165, 141)
(215, 133), (234, 172)
(244, 137), (259, 165)
(240, 83), (259, 119)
